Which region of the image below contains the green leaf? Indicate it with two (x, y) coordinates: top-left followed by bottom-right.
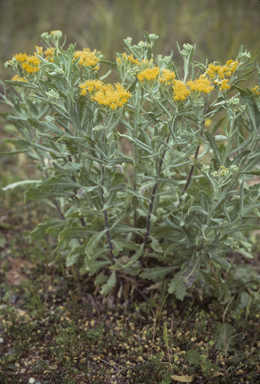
(100, 271), (117, 295)
(180, 256), (201, 288)
(28, 117), (69, 136)
(123, 244), (143, 269)
(0, 150), (29, 155)
(216, 323), (237, 354)
(140, 266), (177, 282)
(205, 131), (221, 163)
(94, 274), (109, 287)
(185, 349), (202, 367)
(86, 229), (107, 257)
(30, 219), (65, 242)
(118, 133), (153, 154)
(86, 260), (111, 275)
(2, 180), (41, 191)
(215, 135), (228, 141)
(5, 80), (37, 89)
(210, 116), (226, 134)
(168, 272), (187, 300)
(209, 252), (231, 271)
(241, 170), (260, 176)
(231, 150), (251, 166)
(99, 59), (117, 69)
(150, 236), (164, 253)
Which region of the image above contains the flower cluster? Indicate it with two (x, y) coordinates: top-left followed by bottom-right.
(14, 52), (40, 74)
(79, 80), (131, 111)
(44, 47), (55, 62)
(11, 74), (28, 82)
(211, 165), (238, 178)
(172, 80), (191, 101)
(187, 75), (214, 94)
(158, 69), (176, 86)
(116, 53), (142, 67)
(117, 53), (154, 82)
(252, 85), (260, 97)
(206, 60), (238, 92)
(137, 65), (214, 102)
(137, 67), (160, 82)
(74, 49), (100, 70)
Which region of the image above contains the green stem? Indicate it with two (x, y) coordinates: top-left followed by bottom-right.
(100, 159), (114, 263)
(178, 145), (200, 207)
(140, 132), (171, 260)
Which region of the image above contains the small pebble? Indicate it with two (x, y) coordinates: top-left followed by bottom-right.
(29, 379), (36, 384)
(0, 337), (4, 343)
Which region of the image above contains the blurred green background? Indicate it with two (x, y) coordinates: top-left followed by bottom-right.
(1, 0), (260, 81)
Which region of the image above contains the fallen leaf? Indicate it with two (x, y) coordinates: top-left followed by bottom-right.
(171, 374), (195, 382)
(212, 372), (224, 377)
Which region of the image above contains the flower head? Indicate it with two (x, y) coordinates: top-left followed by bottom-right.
(14, 53), (27, 63)
(137, 67), (160, 82)
(252, 85), (260, 97)
(219, 79), (230, 91)
(44, 47), (55, 62)
(79, 80), (131, 111)
(159, 69), (176, 86)
(172, 80), (191, 101)
(187, 75), (214, 94)
(21, 55), (40, 73)
(74, 49), (100, 70)
(35, 46), (43, 55)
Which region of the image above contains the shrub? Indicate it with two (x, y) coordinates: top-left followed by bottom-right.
(1, 30), (260, 301)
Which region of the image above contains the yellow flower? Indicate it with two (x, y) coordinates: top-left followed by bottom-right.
(137, 67), (160, 82)
(252, 85), (260, 96)
(206, 60), (238, 82)
(172, 80), (191, 101)
(44, 47), (55, 62)
(13, 51), (40, 74)
(79, 80), (131, 111)
(204, 119), (212, 127)
(219, 79), (230, 91)
(227, 60), (238, 73)
(187, 75), (214, 94)
(206, 64), (221, 79)
(127, 54), (141, 66)
(21, 55), (40, 73)
(11, 74), (27, 82)
(74, 49), (100, 69)
(14, 53), (28, 63)
(35, 46), (43, 55)
(159, 69), (176, 86)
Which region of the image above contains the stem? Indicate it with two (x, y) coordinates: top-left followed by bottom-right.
(68, 155), (87, 227)
(140, 132), (171, 260)
(43, 167), (65, 221)
(178, 98), (209, 207)
(100, 158), (114, 263)
(178, 145), (200, 207)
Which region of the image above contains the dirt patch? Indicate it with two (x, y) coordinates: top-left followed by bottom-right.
(3, 257), (33, 286)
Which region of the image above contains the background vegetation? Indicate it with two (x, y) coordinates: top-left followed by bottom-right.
(1, 0), (260, 80)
